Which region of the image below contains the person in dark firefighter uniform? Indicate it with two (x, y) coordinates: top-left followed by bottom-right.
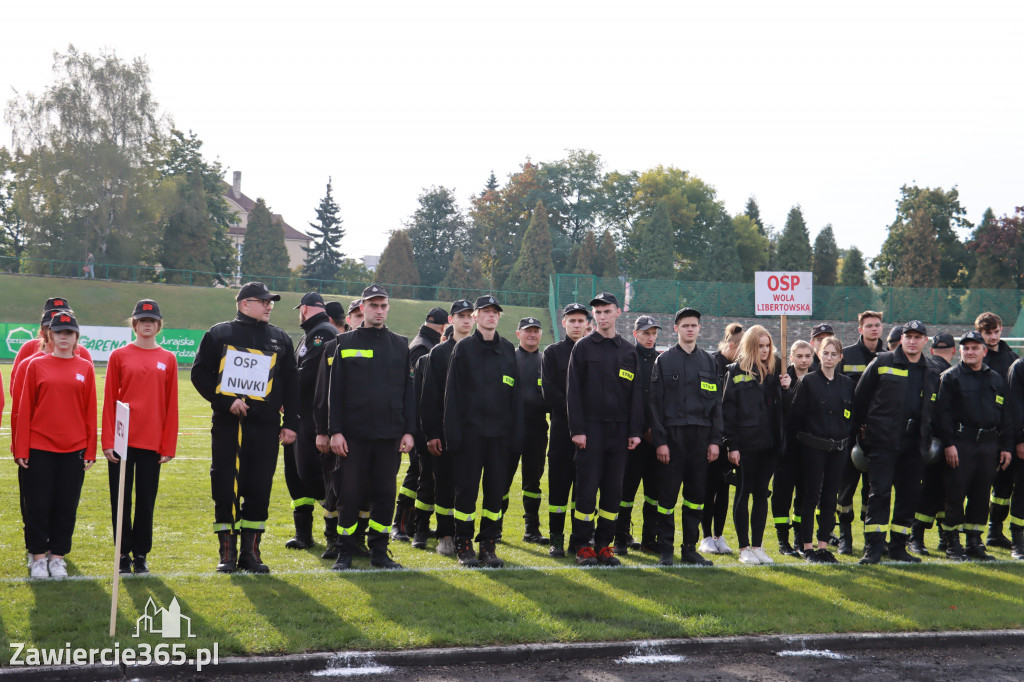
(421, 300), (476, 558)
(853, 320), (938, 564)
(327, 285), (415, 570)
(542, 302), (590, 557)
(566, 292), (643, 567)
(1006, 355), (1024, 560)
(191, 282), (299, 574)
(934, 331), (1013, 561)
(443, 295), (522, 568)
(283, 292), (338, 551)
(648, 308), (722, 566)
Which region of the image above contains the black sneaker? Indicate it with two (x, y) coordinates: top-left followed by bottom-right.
(132, 555), (149, 575)
(119, 555), (132, 575)
(679, 545), (713, 566)
(457, 540), (480, 567)
(815, 548), (838, 564)
(331, 552), (353, 570)
(777, 538), (799, 557)
(805, 548), (826, 563)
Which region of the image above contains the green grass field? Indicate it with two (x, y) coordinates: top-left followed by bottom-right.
(0, 273), (550, 340)
(0, 363), (1022, 660)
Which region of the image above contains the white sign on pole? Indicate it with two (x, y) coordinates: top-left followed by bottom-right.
(110, 400), (130, 638)
(219, 347), (274, 398)
(114, 401), (130, 458)
(754, 272), (813, 316)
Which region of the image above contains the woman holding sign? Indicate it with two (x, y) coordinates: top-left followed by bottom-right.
(15, 312), (96, 579)
(102, 300), (179, 575)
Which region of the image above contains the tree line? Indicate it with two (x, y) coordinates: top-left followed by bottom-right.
(2, 47), (1022, 297)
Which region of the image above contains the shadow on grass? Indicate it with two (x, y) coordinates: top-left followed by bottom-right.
(24, 566), (117, 651)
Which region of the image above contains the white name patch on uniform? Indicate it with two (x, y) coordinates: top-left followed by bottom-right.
(217, 346), (276, 399)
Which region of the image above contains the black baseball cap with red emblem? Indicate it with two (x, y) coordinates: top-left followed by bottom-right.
(132, 299), (162, 320)
(49, 312), (80, 333)
(44, 296), (71, 312)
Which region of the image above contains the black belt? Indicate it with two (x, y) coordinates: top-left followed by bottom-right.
(796, 432), (849, 452)
(956, 425), (998, 442)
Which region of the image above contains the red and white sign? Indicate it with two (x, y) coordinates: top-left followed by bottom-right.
(755, 272), (813, 315)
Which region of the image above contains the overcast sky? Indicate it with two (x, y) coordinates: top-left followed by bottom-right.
(3, 1), (1022, 267)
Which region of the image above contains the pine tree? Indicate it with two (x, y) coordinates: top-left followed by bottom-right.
(483, 171), (498, 195)
(636, 200), (675, 279)
(597, 229), (618, 276)
(699, 214), (742, 282)
(968, 207), (1017, 289)
(240, 198), (290, 279)
(776, 206), (813, 271)
(895, 208), (940, 287)
(406, 186), (469, 287)
(374, 230), (420, 291)
(573, 231), (599, 274)
(812, 224), (839, 286)
(504, 201), (554, 294)
(438, 248), (484, 299)
(745, 196), (765, 235)
(838, 246), (868, 287)
(302, 178), (345, 283)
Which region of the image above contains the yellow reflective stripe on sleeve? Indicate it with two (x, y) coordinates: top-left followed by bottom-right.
(733, 374), (753, 383)
(644, 495), (658, 506)
(837, 504), (854, 513)
(877, 366), (909, 377)
(792, 515), (802, 523)
(700, 381), (717, 391)
(340, 348), (374, 359)
(620, 500), (634, 508)
(1009, 516), (1024, 527)
(773, 516), (791, 525)
(842, 364), (866, 373)
(597, 508), (617, 521)
(996, 395), (1005, 405)
(503, 375), (515, 386)
(619, 369), (634, 381)
(367, 519), (389, 534)
(931, 393), (936, 402)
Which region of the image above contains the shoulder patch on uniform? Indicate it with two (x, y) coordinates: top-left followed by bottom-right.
(313, 337), (323, 346)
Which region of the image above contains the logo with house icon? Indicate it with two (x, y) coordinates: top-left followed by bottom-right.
(133, 597), (196, 638)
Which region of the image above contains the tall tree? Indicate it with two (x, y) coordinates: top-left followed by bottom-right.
(302, 178), (345, 283)
(967, 207), (1017, 289)
(573, 231), (599, 275)
(812, 224), (839, 286)
(698, 213), (742, 282)
(374, 230), (419, 287)
(6, 45), (168, 270)
(470, 161), (542, 287)
(745, 196), (765, 235)
(872, 185), (971, 287)
(597, 229), (618, 277)
(776, 206), (813, 271)
(504, 201), (554, 293)
(406, 186), (469, 288)
(0, 147), (27, 269)
(438, 248), (484, 298)
(633, 200), (675, 279)
(894, 208), (940, 287)
(732, 214), (768, 281)
(160, 169), (218, 284)
(240, 198), (290, 278)
(838, 246), (868, 287)
(536, 149), (605, 245)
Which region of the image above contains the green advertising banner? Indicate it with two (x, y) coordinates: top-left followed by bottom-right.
(0, 323), (205, 364)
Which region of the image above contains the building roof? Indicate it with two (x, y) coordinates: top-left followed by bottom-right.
(221, 178), (310, 242)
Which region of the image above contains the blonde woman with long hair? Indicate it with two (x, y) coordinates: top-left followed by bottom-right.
(723, 325), (789, 565)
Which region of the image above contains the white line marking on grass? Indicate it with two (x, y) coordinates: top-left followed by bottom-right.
(312, 653), (393, 676)
(777, 649), (850, 659)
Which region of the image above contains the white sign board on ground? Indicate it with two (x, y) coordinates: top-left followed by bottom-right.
(755, 272), (813, 316)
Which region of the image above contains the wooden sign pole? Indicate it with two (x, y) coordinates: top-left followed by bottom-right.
(780, 315), (788, 370)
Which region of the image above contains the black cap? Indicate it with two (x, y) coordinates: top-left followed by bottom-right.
(443, 324), (454, 338)
(960, 330), (985, 346)
(44, 297), (71, 312)
(931, 333), (955, 349)
(361, 284), (388, 301)
(674, 307), (701, 323)
(347, 299), (363, 314)
(450, 299), (473, 315)
(294, 291), (325, 309)
(563, 302), (588, 317)
(132, 299), (162, 320)
(903, 320), (928, 336)
(518, 317), (542, 330)
(236, 281), (281, 302)
(426, 307), (448, 325)
(887, 325), (904, 342)
(811, 323), (834, 339)
(41, 307), (73, 325)
(474, 295), (503, 312)
(48, 312), (79, 333)
(589, 292), (619, 307)
(325, 301), (346, 323)
(634, 315), (661, 331)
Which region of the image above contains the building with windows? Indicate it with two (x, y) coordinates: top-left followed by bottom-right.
(222, 171), (310, 272)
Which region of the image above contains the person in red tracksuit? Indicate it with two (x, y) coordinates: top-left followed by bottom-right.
(15, 312), (96, 580)
(101, 299), (179, 575)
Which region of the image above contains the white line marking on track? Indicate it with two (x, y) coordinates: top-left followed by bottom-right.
(777, 649), (850, 659)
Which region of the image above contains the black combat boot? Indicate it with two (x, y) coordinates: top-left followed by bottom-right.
(987, 504), (1012, 548)
(285, 506), (314, 549)
(887, 534), (921, 563)
(837, 523), (854, 556)
(478, 539), (504, 568)
(908, 521), (930, 555)
(858, 535), (883, 565)
(548, 533), (566, 558)
(965, 532), (996, 562)
(776, 524), (798, 557)
(1011, 527), (1024, 560)
(216, 531), (237, 573)
(321, 517), (339, 560)
(944, 530), (967, 561)
(680, 544), (713, 566)
(523, 513), (548, 545)
(238, 529), (270, 574)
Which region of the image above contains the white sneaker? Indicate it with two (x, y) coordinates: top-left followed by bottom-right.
(29, 558), (49, 579)
(714, 536), (733, 554)
(738, 548), (761, 564)
(436, 536), (455, 557)
(48, 557), (68, 578)
(752, 547), (774, 564)
(697, 537), (718, 554)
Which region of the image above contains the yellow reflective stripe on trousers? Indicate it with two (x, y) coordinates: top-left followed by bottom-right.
(915, 512), (934, 523)
(434, 505), (454, 516)
(502, 492), (510, 501)
(481, 508), (503, 521)
(864, 524), (887, 533)
(453, 509), (475, 522)
(414, 499), (434, 512)
(991, 494), (1011, 506)
(358, 509), (371, 519)
(773, 516), (790, 525)
(323, 510), (339, 519)
(1009, 516), (1024, 527)
(657, 505), (673, 515)
(338, 522), (359, 536)
(549, 504), (567, 514)
(238, 519), (265, 530)
(889, 523), (911, 535)
(620, 500), (634, 508)
(837, 504), (853, 513)
(963, 523), (986, 532)
(940, 523), (963, 532)
(573, 510), (594, 522)
(340, 348), (374, 359)
(367, 519), (389, 533)
(398, 486), (417, 500)
(791, 515), (802, 523)
(597, 508), (617, 521)
(681, 498), (704, 511)
(291, 497), (317, 509)
(877, 366), (908, 377)
(644, 495), (658, 506)
(212, 522), (233, 533)
(522, 490), (541, 499)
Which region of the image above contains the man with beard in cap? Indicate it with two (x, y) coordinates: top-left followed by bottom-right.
(566, 292), (643, 566)
(542, 302), (590, 557)
(328, 285), (415, 569)
(421, 300), (476, 557)
(191, 282), (299, 573)
(443, 295), (521, 568)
